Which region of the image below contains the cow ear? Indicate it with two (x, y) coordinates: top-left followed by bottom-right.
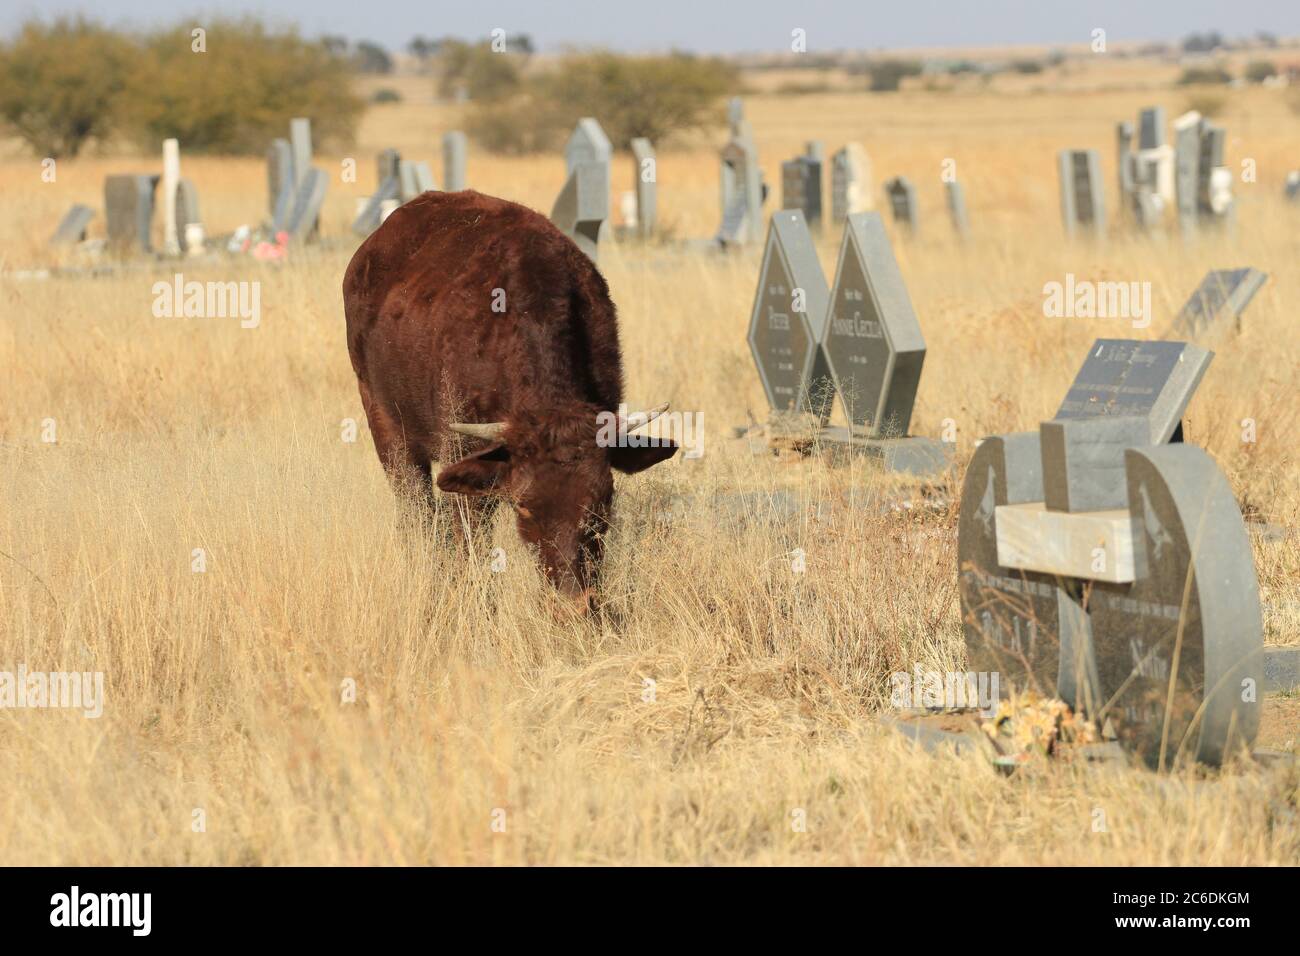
(436, 443), (512, 496)
(609, 442), (679, 474)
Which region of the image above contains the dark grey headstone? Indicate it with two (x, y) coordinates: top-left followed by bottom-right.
(781, 156), (822, 232)
(1138, 106), (1166, 150)
(1041, 415), (1148, 513)
(746, 210), (833, 418)
(1167, 268), (1267, 343)
(50, 204), (95, 245)
(883, 176), (917, 233)
(104, 174), (158, 252)
(443, 131), (467, 191)
(945, 180), (970, 239)
(284, 167), (328, 241)
(1058, 149), (1105, 238)
(1054, 338), (1211, 445)
(822, 211), (926, 436)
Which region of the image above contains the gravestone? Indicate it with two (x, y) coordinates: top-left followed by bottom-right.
(831, 144), (872, 223)
(352, 175), (401, 236)
(284, 167), (328, 242)
(818, 212), (947, 475)
(289, 117), (313, 190)
(173, 179), (202, 254)
(945, 180), (970, 239)
(629, 137), (656, 239)
(1173, 111), (1202, 237)
(1285, 171), (1300, 201)
(1117, 121), (1135, 218)
(377, 148), (401, 184)
(883, 177), (917, 234)
(781, 155), (822, 231)
(398, 160), (435, 201)
(161, 138), (182, 256)
(716, 134), (764, 246)
(443, 132), (467, 191)
(746, 210), (833, 419)
(1196, 121), (1233, 229)
(961, 338), (1261, 767)
(1167, 269), (1267, 343)
(1138, 106), (1166, 150)
(50, 205), (95, 245)
(805, 140), (825, 162)
(550, 160), (609, 261)
(558, 119), (612, 249)
(104, 174), (158, 253)
(267, 139), (294, 229)
(1058, 149), (1105, 238)
(727, 97), (750, 138)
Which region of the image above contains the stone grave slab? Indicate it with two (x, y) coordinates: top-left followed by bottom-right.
(443, 132), (467, 191)
(781, 156), (822, 231)
(550, 160), (609, 261)
(104, 174), (158, 253)
(50, 205), (95, 244)
(173, 178), (202, 253)
(716, 135), (763, 246)
(162, 138), (182, 256)
(285, 167), (328, 241)
(630, 137), (656, 238)
(1117, 121), (1135, 214)
(1167, 268), (1266, 344)
(1138, 106), (1165, 150)
(377, 148), (401, 184)
(1053, 338), (1212, 445)
(352, 175), (401, 235)
(1058, 149), (1105, 238)
(267, 139), (294, 229)
(289, 117), (313, 189)
(746, 210), (832, 418)
(831, 144), (872, 223)
(883, 176), (917, 233)
(1173, 112), (1201, 236)
(945, 180), (970, 239)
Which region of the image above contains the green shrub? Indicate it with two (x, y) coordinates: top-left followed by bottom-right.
(1178, 65), (1232, 85)
(371, 87), (403, 104)
(1244, 60), (1277, 84)
(0, 17), (134, 157)
(434, 39), (525, 101)
(867, 59), (923, 92)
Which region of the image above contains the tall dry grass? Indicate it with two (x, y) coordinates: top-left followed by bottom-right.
(1, 70), (1298, 864)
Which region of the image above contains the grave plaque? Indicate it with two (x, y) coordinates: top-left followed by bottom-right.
(443, 132), (467, 191)
(1058, 149), (1105, 238)
(781, 156), (822, 231)
(1167, 268), (1267, 343)
(1138, 106), (1165, 150)
(831, 144), (872, 223)
(289, 117), (313, 189)
(746, 211), (832, 418)
(630, 137), (656, 238)
(1053, 338), (1212, 444)
(821, 212), (925, 436)
(50, 205), (95, 244)
(716, 135), (764, 246)
(945, 180), (970, 239)
(267, 139), (294, 228)
(883, 177), (917, 233)
(550, 160), (609, 261)
(104, 174), (158, 252)
(285, 167), (328, 241)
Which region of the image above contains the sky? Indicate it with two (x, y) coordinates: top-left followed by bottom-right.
(3, 0), (1298, 54)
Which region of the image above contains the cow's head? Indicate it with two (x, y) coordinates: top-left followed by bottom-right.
(436, 402), (677, 608)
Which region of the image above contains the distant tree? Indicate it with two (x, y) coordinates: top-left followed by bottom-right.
(1182, 32), (1224, 54)
(1244, 60), (1277, 83)
(408, 36), (440, 59)
(1010, 59), (1043, 74)
(371, 87), (403, 103)
(352, 40), (393, 75)
(867, 59), (923, 92)
(1178, 65), (1232, 85)
(0, 17), (134, 157)
(434, 38), (525, 101)
(321, 34), (349, 56)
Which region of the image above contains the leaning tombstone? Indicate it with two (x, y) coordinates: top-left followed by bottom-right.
(817, 212), (948, 475)
(267, 139), (294, 231)
(442, 132), (467, 191)
(352, 175), (401, 236)
(781, 155), (822, 232)
(50, 205), (95, 245)
(960, 337), (1261, 768)
(398, 160), (435, 201)
(830, 144), (873, 223)
(1058, 149), (1105, 238)
(1166, 268), (1267, 344)
(550, 161), (609, 261)
(945, 180), (970, 240)
(715, 134), (764, 246)
(883, 176), (918, 234)
(746, 210), (834, 426)
(104, 174), (158, 253)
(629, 137), (656, 239)
(284, 167), (328, 242)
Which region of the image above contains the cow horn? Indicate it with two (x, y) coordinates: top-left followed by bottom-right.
(448, 421), (506, 441)
(621, 403), (669, 430)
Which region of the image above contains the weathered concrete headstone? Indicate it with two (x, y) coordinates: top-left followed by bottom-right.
(1058, 149), (1105, 238)
(559, 118), (612, 249)
(377, 148), (401, 184)
(173, 178), (202, 254)
(443, 132), (467, 191)
(352, 174), (401, 236)
(945, 180), (970, 239)
(284, 167), (328, 242)
(50, 205), (95, 245)
(726, 97), (750, 138)
(1197, 120), (1234, 229)
(716, 134), (764, 246)
(1138, 106), (1166, 150)
(398, 160), (435, 201)
(1166, 269), (1267, 343)
(883, 176), (917, 234)
(830, 144), (872, 223)
(161, 138), (182, 256)
(267, 139), (294, 229)
(961, 338), (1262, 767)
(289, 117), (313, 190)
(1117, 121), (1135, 219)
(805, 140), (825, 163)
(1173, 111), (1202, 237)
(104, 174), (158, 253)
(781, 155), (822, 231)
(629, 137), (656, 239)
(746, 210), (833, 419)
(550, 160), (609, 261)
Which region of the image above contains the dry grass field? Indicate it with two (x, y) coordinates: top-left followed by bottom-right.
(1, 64), (1299, 865)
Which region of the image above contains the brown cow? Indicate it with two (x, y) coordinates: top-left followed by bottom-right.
(342, 190), (677, 607)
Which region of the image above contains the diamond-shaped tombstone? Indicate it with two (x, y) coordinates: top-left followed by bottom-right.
(822, 212), (926, 437)
(746, 210), (832, 418)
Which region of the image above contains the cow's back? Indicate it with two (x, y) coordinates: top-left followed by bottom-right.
(343, 190), (624, 462)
